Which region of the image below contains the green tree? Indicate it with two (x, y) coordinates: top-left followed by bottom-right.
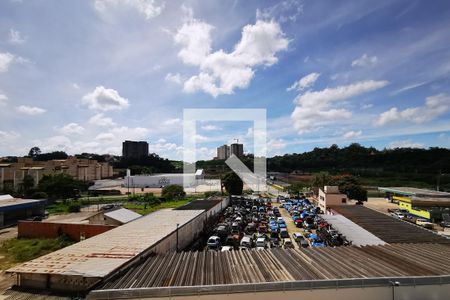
(28, 147), (41, 158)
(38, 174), (87, 201)
(222, 172), (243, 195)
(335, 175), (368, 203)
(311, 172), (332, 190)
(21, 174), (35, 196)
(161, 184), (186, 201)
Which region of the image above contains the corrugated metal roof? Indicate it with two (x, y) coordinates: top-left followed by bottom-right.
(331, 205), (450, 244)
(7, 209), (204, 278)
(378, 187), (450, 197)
(321, 214), (386, 246)
(98, 243), (450, 289)
(104, 208), (141, 224)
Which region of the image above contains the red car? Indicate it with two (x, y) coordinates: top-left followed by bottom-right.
(295, 219), (303, 228)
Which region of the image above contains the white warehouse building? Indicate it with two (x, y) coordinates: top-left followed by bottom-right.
(124, 169), (204, 188)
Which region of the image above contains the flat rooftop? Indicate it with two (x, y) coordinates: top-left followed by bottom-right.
(330, 205), (450, 244)
(97, 243), (450, 291)
(321, 214), (386, 246)
(175, 199), (222, 210)
(0, 195), (45, 210)
(378, 187), (450, 197)
(7, 209), (204, 278)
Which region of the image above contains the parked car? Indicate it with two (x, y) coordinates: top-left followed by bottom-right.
(292, 233), (303, 243)
(295, 219), (303, 228)
(416, 219), (433, 229)
(240, 236), (253, 249)
(270, 238), (281, 248)
(280, 228), (289, 239)
(220, 246), (233, 252)
(256, 237), (267, 249)
(311, 240), (325, 247)
(207, 236), (221, 250)
(283, 238), (294, 249)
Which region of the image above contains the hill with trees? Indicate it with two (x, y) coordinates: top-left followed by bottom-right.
(268, 144), (450, 190)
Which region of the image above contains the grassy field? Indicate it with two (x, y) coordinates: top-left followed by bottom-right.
(123, 199), (192, 215)
(0, 236), (74, 270)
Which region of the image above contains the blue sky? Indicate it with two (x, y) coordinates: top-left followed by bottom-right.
(0, 0), (450, 160)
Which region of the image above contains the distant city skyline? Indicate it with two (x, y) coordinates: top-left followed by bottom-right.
(1, 0), (450, 160)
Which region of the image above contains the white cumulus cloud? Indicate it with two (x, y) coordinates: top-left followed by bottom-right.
(165, 72), (183, 84)
(0, 130), (20, 144)
(95, 132), (115, 141)
(109, 126), (149, 141)
(89, 113), (116, 127)
(291, 80), (389, 133)
(163, 118), (182, 126)
(287, 72), (320, 91)
(82, 86), (129, 111)
(94, 0), (164, 20)
(0, 52), (15, 72)
(16, 105), (46, 115)
(175, 19), (289, 97)
(58, 123), (85, 135)
(376, 93), (450, 126)
(388, 140), (424, 149)
(351, 53), (378, 67)
(201, 124), (220, 131)
(343, 130), (362, 139)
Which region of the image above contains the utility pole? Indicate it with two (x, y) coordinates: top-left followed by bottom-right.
(176, 223), (179, 252)
(437, 170), (442, 191)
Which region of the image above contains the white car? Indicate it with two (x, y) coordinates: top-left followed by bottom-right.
(256, 237), (267, 248)
(220, 246), (233, 252)
(207, 236), (221, 249)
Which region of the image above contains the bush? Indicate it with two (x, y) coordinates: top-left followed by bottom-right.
(161, 185), (186, 201)
(30, 191), (48, 199)
(67, 202), (81, 213)
(128, 194), (143, 202)
(143, 193), (161, 205)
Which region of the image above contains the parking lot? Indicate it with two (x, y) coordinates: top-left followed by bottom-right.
(203, 196), (350, 252)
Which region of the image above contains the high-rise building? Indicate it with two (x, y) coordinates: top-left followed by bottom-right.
(122, 141), (149, 159)
(216, 145), (230, 160)
(230, 143), (244, 157)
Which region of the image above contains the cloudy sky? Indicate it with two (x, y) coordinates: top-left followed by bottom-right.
(1, 0), (450, 160)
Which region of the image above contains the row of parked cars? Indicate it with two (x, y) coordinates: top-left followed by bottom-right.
(389, 209), (434, 229)
(280, 197), (350, 247)
(206, 197), (297, 251)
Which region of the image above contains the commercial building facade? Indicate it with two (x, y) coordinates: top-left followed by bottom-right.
(124, 169), (204, 188)
(0, 157), (113, 190)
(318, 186), (348, 212)
(216, 145), (230, 160)
(216, 143), (244, 159)
(230, 143), (244, 157)
(122, 140), (149, 159)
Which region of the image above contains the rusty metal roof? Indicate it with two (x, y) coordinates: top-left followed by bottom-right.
(7, 209), (204, 278)
(98, 243), (450, 290)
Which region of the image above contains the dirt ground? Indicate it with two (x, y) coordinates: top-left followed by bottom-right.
(362, 197), (398, 214)
(43, 211), (96, 224)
